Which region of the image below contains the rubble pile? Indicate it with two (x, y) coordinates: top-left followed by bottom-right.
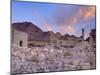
(11, 41), (96, 74)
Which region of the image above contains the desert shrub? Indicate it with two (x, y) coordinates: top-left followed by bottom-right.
(69, 45), (74, 48)
(61, 45), (74, 48)
(31, 56), (38, 63)
(54, 45), (60, 49)
(63, 51), (72, 57)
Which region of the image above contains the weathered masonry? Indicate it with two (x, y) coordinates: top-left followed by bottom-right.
(12, 29), (28, 47)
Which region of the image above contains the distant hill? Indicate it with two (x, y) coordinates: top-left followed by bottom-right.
(12, 22), (56, 42)
(12, 22), (79, 42)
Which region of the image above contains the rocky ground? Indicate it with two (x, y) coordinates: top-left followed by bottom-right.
(11, 41), (96, 74)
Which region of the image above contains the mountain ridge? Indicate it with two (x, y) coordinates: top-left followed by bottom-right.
(12, 22), (80, 42)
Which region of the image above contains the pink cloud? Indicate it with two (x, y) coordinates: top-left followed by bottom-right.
(79, 6), (95, 21)
(60, 6), (95, 35)
(43, 20), (53, 31)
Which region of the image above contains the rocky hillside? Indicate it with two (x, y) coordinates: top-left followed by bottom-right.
(11, 41), (96, 74)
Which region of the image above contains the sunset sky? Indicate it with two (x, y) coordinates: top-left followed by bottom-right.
(12, 0), (96, 39)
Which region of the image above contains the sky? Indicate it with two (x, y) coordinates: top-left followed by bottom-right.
(12, 0), (96, 39)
